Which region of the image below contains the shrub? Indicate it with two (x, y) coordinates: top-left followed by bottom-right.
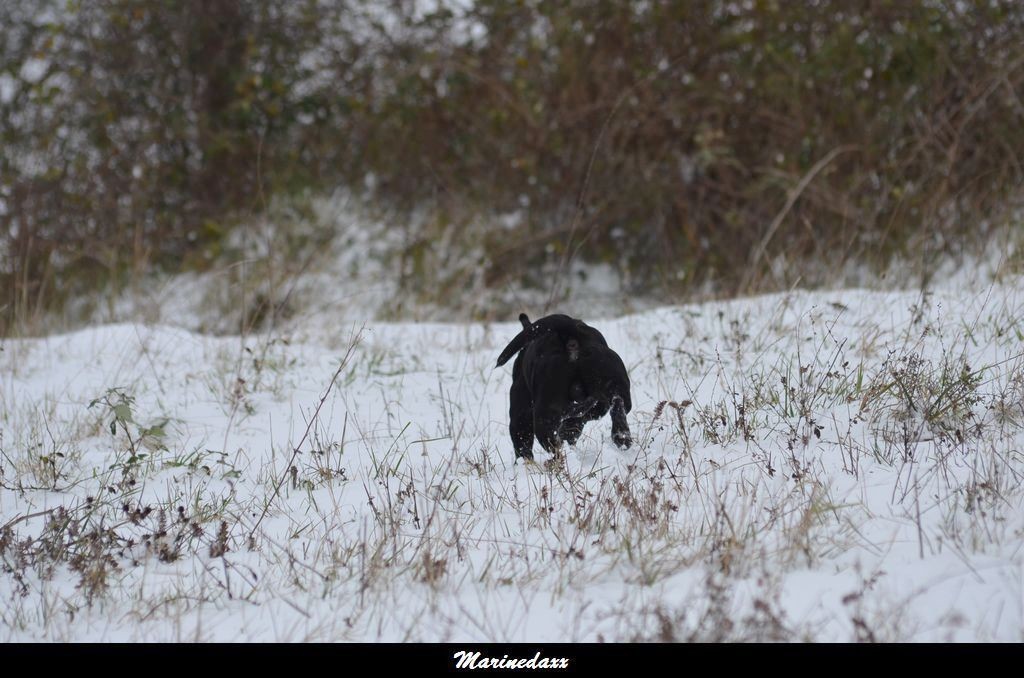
(3, 1), (1023, 332)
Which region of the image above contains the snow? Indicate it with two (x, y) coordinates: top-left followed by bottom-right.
(2, 276), (1023, 641)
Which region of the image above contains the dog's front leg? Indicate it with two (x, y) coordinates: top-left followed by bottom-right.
(559, 416), (585, 447)
(534, 407), (565, 457)
(535, 424), (563, 456)
(610, 395), (632, 450)
(559, 395), (597, 446)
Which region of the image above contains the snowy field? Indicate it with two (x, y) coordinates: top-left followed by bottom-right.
(2, 278), (1023, 642)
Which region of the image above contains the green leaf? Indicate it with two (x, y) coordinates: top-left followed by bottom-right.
(113, 402), (133, 424)
(140, 421), (167, 440)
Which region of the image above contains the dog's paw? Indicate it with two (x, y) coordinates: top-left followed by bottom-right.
(613, 431), (632, 450)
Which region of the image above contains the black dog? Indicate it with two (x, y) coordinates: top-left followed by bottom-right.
(496, 313), (632, 460)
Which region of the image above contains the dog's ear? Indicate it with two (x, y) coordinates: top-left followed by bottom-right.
(519, 313), (531, 329)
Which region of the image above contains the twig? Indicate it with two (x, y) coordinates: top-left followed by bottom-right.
(0, 508), (58, 533)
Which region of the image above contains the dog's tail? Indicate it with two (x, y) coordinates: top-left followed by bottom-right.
(496, 315), (535, 367)
(496, 313), (583, 367)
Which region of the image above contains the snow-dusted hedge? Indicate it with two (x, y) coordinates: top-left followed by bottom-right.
(3, 1), (1024, 333)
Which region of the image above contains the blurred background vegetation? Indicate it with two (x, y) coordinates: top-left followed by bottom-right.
(3, 0), (1023, 335)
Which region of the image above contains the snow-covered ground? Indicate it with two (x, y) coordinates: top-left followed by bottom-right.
(2, 276), (1023, 642)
